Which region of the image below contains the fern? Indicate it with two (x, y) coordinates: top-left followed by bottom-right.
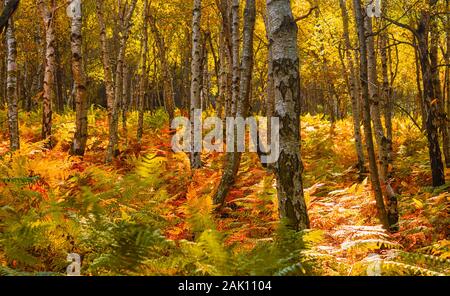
(341, 239), (402, 252)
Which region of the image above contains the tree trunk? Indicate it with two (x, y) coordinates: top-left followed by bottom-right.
(38, 0), (56, 147)
(380, 30), (398, 231)
(149, 13), (175, 124)
(353, 0), (389, 230)
(217, 25), (228, 119)
(214, 0), (255, 207)
(381, 33), (393, 166)
(413, 38), (426, 126)
(217, 0), (233, 117)
(106, 0), (137, 163)
(96, 1), (115, 161)
(430, 14), (450, 168)
(365, 16), (388, 182)
(137, 0), (149, 144)
(339, 0), (365, 175)
(446, 0), (450, 160)
(230, 0), (240, 116)
(5, 3), (19, 151)
(122, 63), (129, 138)
(416, 0), (446, 187)
(190, 0), (203, 169)
(69, 0), (88, 157)
(265, 0), (309, 230)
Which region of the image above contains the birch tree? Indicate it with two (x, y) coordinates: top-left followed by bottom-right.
(137, 0), (149, 144)
(38, 0), (56, 146)
(5, 0), (19, 151)
(190, 0), (203, 169)
(339, 0), (365, 175)
(108, 0), (138, 162)
(96, 0), (115, 161)
(97, 0), (137, 163)
(353, 0), (389, 230)
(365, 15), (388, 182)
(214, 0), (255, 207)
(68, 0), (88, 157)
(265, 0), (309, 230)
(149, 9), (175, 125)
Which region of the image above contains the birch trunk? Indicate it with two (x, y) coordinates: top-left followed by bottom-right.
(230, 0), (240, 116)
(69, 0), (88, 157)
(190, 0), (203, 169)
(380, 33), (393, 166)
(339, 0), (365, 174)
(381, 29), (398, 231)
(214, 0), (255, 207)
(365, 16), (388, 182)
(38, 0), (56, 146)
(96, 1), (115, 160)
(5, 4), (19, 151)
(122, 63), (128, 137)
(265, 0), (309, 230)
(217, 26), (227, 118)
(137, 0), (149, 144)
(149, 13), (175, 124)
(353, 0), (389, 230)
(106, 0), (137, 163)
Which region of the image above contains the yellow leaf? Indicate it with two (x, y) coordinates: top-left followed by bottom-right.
(412, 198), (424, 209)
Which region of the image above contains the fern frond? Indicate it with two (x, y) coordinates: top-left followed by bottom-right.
(341, 239), (402, 252)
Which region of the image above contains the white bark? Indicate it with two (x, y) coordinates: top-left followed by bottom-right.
(190, 0), (203, 169)
(6, 1), (19, 151)
(68, 0), (88, 156)
(265, 0), (309, 230)
(38, 0), (56, 145)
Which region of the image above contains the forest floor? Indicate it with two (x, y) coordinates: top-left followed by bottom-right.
(0, 108), (449, 275)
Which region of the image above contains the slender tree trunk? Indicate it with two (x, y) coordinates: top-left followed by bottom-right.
(230, 0), (240, 116)
(137, 0), (149, 144)
(381, 33), (393, 165)
(202, 38), (211, 110)
(5, 4), (19, 151)
(122, 63), (129, 138)
(190, 0), (203, 169)
(416, 0), (446, 187)
(353, 0), (389, 230)
(380, 31), (398, 231)
(214, 0), (255, 207)
(96, 1), (115, 160)
(149, 13), (175, 124)
(339, 0), (365, 175)
(217, 25), (227, 118)
(365, 16), (388, 182)
(69, 0), (88, 157)
(38, 0), (56, 146)
(217, 0), (233, 117)
(446, 0), (450, 160)
(54, 42), (64, 113)
(106, 0), (137, 163)
(413, 38), (426, 126)
(265, 0), (309, 230)
(430, 15), (450, 168)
